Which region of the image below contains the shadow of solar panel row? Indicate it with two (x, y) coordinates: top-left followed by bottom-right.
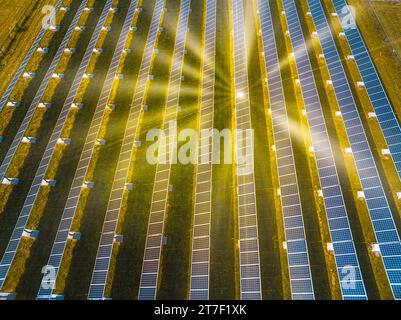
(189, 0), (216, 301)
(258, 0), (316, 300)
(34, 0), (138, 300)
(0, 0), (88, 185)
(283, 0), (368, 300)
(0, 0), (65, 113)
(0, 0), (90, 290)
(87, 0), (165, 301)
(306, 0), (401, 300)
(232, 0), (262, 301)
(331, 0), (401, 178)
(138, 0), (191, 301)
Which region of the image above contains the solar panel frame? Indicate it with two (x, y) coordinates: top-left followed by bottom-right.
(0, 0), (92, 290)
(0, 0), (89, 184)
(257, 0), (316, 300)
(331, 0), (401, 179)
(137, 0), (191, 301)
(189, 0), (216, 301)
(302, 0), (401, 299)
(35, 0), (138, 300)
(87, 0), (165, 300)
(281, 0), (368, 300)
(0, 0), (65, 113)
(232, 0), (262, 300)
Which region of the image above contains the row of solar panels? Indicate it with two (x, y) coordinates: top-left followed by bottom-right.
(0, 0), (137, 297)
(305, 0), (401, 299)
(0, 0), (400, 300)
(189, 0), (217, 301)
(38, 0), (140, 300)
(138, 0), (191, 300)
(258, 0), (316, 300)
(232, 0), (263, 301)
(0, 0), (93, 289)
(282, 0), (369, 299)
(88, 0), (166, 300)
(0, 0), (65, 113)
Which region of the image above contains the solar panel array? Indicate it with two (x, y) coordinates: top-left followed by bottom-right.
(33, 0), (115, 299)
(189, 0), (216, 301)
(258, 0), (315, 300)
(137, 0), (191, 301)
(231, 0), (262, 300)
(0, 0), (91, 290)
(87, 0), (165, 300)
(332, 0), (401, 178)
(282, 0), (368, 299)
(0, 0), (64, 113)
(36, 0), (139, 300)
(0, 0), (89, 184)
(304, 0), (401, 299)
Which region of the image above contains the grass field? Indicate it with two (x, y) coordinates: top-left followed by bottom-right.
(0, 0), (400, 300)
(0, 0), (58, 97)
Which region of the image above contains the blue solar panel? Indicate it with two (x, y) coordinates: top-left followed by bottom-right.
(282, 0), (368, 299)
(307, 0), (401, 300)
(331, 0), (401, 179)
(35, 0), (138, 300)
(0, 0), (91, 291)
(189, 0), (216, 301)
(0, 0), (88, 185)
(232, 0), (262, 300)
(137, 0), (191, 301)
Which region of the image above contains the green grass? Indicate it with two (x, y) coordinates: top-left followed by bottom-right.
(0, 0), (58, 97)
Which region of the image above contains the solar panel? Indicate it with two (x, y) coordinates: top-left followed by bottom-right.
(281, 0), (368, 300)
(137, 0), (191, 301)
(258, 0), (316, 300)
(303, 0), (401, 300)
(0, 0), (92, 290)
(35, 0), (139, 300)
(0, 0), (65, 113)
(331, 0), (401, 179)
(189, 0), (216, 301)
(0, 0), (89, 185)
(232, 0), (262, 300)
(87, 0), (165, 300)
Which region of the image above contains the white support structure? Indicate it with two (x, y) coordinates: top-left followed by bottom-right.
(7, 101), (21, 108)
(67, 232), (81, 241)
(71, 103), (84, 110)
(37, 47), (49, 53)
(38, 102), (52, 109)
(64, 48), (76, 54)
(23, 72), (36, 79)
(57, 137), (71, 145)
(41, 179), (57, 187)
(1, 177), (20, 186)
(21, 136), (37, 144)
(22, 229), (39, 239)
